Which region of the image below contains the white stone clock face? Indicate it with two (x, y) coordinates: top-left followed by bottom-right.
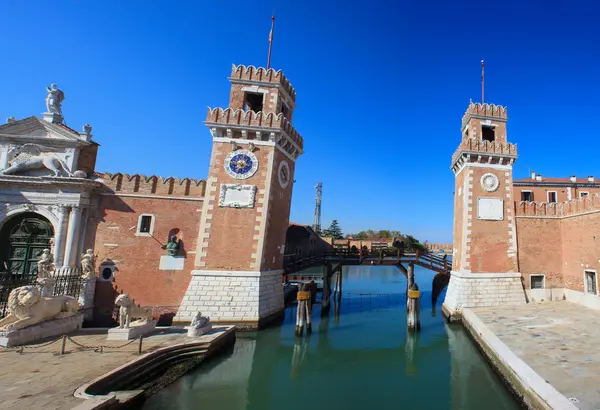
(224, 150), (259, 180)
(278, 160), (290, 188)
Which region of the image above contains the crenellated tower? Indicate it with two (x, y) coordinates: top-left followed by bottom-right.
(443, 102), (525, 321)
(175, 65), (303, 327)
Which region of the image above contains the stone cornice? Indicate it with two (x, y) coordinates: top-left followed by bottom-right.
(0, 134), (91, 148)
(451, 150), (517, 175)
(514, 181), (600, 188)
(0, 175), (102, 189)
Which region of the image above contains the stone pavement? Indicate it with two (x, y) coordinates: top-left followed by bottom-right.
(473, 301), (600, 410)
(0, 328), (200, 410)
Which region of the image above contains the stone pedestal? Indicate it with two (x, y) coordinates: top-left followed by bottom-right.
(174, 270), (284, 327)
(0, 313), (83, 347)
(159, 255), (185, 271)
(442, 271), (526, 321)
(107, 321), (156, 340)
(42, 111), (64, 124)
(37, 278), (56, 297)
(185, 323), (212, 337)
(79, 276), (97, 321)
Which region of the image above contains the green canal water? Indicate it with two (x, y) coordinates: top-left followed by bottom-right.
(143, 265), (519, 410)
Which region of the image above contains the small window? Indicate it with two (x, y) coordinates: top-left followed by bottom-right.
(100, 266), (115, 282)
(280, 101), (290, 119)
(139, 216), (152, 233)
(482, 125), (495, 142)
(521, 191), (533, 201)
(136, 214), (155, 236)
(244, 92), (263, 112)
(547, 192), (557, 203)
(585, 271), (597, 295)
(580, 192), (589, 198)
(530, 275), (544, 289)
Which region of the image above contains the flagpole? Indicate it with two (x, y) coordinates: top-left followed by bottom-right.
(267, 15), (275, 69)
(481, 60), (485, 104)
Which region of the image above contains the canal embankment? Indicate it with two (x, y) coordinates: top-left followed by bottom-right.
(464, 302), (597, 409)
(0, 326), (235, 410)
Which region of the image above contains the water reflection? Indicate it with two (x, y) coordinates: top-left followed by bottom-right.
(143, 266), (518, 410)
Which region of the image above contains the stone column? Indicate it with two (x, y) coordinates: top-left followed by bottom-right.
(53, 205), (70, 267)
(79, 276), (97, 322)
(63, 205), (82, 267)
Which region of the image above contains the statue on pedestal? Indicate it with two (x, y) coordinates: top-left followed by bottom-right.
(0, 285), (79, 332)
(114, 294), (153, 329)
(166, 235), (180, 256)
(186, 311), (212, 337)
(36, 249), (54, 279)
(45, 84), (65, 116)
(36, 249), (55, 297)
(80, 249), (96, 278)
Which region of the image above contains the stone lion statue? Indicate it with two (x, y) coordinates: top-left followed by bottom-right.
(115, 294), (153, 329)
(0, 286), (80, 332)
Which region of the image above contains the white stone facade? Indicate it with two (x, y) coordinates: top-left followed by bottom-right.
(443, 270), (526, 318)
(175, 270), (284, 324)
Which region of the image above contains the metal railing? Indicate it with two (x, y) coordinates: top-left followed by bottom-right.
(0, 268), (83, 319)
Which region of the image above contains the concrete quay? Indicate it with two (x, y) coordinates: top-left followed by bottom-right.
(0, 325), (235, 410)
(464, 301), (600, 410)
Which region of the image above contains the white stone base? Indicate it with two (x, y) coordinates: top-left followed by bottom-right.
(185, 323), (212, 337)
(0, 313), (83, 347)
(159, 255), (185, 270)
(107, 321), (156, 340)
(174, 270), (284, 324)
(443, 270), (526, 318)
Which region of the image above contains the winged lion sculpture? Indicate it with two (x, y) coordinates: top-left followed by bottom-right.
(0, 144), (72, 177)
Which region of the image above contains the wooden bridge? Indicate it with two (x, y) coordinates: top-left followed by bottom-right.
(283, 248), (451, 276)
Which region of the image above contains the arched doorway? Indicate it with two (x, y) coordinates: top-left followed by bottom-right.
(0, 212), (54, 274)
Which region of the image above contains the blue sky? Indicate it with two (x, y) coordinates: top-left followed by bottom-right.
(2, 1), (600, 243)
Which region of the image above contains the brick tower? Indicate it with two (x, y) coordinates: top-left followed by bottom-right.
(175, 65), (303, 327)
(443, 102), (525, 321)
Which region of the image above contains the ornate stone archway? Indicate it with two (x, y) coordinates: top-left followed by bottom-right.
(0, 212), (54, 274)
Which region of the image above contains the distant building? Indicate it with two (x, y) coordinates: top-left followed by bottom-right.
(514, 172), (600, 203)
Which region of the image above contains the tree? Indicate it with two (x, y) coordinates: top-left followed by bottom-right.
(323, 220), (343, 239)
(354, 231), (368, 240)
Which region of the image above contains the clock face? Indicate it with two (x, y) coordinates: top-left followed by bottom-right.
(278, 160), (291, 188)
(224, 150), (259, 180)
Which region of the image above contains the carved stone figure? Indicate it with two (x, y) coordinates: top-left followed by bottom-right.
(80, 249), (96, 278)
(186, 311), (212, 337)
(115, 294), (153, 329)
(0, 285), (80, 332)
(190, 312), (210, 328)
(166, 235), (179, 256)
(0, 144), (72, 176)
(36, 249), (54, 279)
(45, 84), (65, 115)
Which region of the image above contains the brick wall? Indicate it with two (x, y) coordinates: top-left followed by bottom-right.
(516, 193), (600, 294)
(88, 188), (203, 321)
(260, 149), (295, 271)
(513, 185), (600, 203)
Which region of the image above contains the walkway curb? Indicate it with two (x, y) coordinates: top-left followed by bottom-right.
(462, 308), (577, 410)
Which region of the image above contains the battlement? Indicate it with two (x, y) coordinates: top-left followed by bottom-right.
(515, 193), (600, 218)
(206, 107), (304, 151)
(461, 102), (508, 129)
(451, 138), (517, 166)
(99, 173), (206, 197)
(229, 64), (296, 102)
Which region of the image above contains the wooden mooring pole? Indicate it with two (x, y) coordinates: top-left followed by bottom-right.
(295, 283), (312, 337)
(321, 264), (332, 316)
(406, 263), (415, 312)
(407, 282), (421, 332)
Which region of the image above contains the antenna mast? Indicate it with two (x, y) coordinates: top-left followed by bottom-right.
(312, 182), (323, 234)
